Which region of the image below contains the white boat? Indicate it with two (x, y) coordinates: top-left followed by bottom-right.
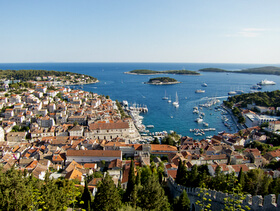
(195, 118), (203, 123)
(235, 90), (244, 94)
(203, 122), (209, 127)
(250, 85), (262, 90)
(257, 79), (276, 85)
(195, 89), (205, 93)
(162, 90), (168, 100)
(228, 91), (237, 95)
(202, 83), (208, 87)
(168, 96), (172, 103)
(173, 92), (179, 107)
(146, 125), (154, 128)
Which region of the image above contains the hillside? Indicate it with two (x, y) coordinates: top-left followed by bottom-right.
(0, 69), (98, 84)
(199, 66), (280, 75)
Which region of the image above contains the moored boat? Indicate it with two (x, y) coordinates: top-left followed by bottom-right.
(195, 89), (205, 93)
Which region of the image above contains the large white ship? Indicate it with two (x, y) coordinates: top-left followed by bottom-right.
(257, 79), (276, 85)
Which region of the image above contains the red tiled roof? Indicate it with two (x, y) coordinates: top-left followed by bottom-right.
(89, 122), (129, 130)
(66, 150), (121, 157)
(167, 169), (177, 179)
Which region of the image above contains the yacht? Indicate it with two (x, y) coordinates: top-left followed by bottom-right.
(228, 91), (237, 95)
(173, 92), (179, 107)
(250, 85), (262, 90)
(146, 125), (154, 128)
(168, 96), (172, 103)
(195, 118), (203, 123)
(235, 90), (244, 94)
(201, 83), (208, 87)
(195, 89), (205, 93)
(162, 90), (168, 100)
(203, 122), (209, 127)
(257, 79), (276, 85)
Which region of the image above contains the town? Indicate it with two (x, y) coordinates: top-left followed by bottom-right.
(1, 74), (280, 210)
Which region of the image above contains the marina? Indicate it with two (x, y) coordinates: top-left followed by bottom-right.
(3, 62), (280, 138)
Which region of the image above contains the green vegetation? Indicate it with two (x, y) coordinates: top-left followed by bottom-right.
(0, 69), (97, 83)
(146, 77), (179, 84)
(0, 167), (81, 210)
(199, 68), (227, 72)
(240, 66), (280, 75)
(175, 162), (278, 197)
(161, 132), (181, 146)
(199, 66), (280, 76)
(226, 90), (280, 108)
(116, 100), (130, 119)
(127, 69), (200, 75)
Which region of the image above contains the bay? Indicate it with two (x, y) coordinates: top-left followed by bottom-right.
(1, 62), (280, 138)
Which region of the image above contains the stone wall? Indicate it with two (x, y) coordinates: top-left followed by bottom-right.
(167, 176), (280, 211)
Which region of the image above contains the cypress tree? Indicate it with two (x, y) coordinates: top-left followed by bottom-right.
(237, 167), (245, 189)
(124, 161), (136, 203)
(175, 160), (182, 184)
(81, 179), (91, 211)
(93, 173), (122, 211)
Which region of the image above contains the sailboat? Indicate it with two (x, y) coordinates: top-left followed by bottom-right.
(172, 92), (179, 107)
(168, 96), (172, 103)
(162, 90), (168, 100)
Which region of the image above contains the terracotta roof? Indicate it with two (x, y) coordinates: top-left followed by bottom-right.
(88, 178), (102, 187)
(84, 163), (97, 169)
(108, 159), (122, 169)
(167, 169), (177, 179)
(65, 160), (83, 173)
(231, 164), (249, 172)
(267, 149), (280, 158)
(211, 164), (230, 172)
(204, 154), (227, 161)
(52, 154), (65, 162)
(26, 160), (38, 169)
(65, 169), (83, 181)
(66, 150), (121, 157)
(89, 122), (129, 130)
(151, 144), (177, 152)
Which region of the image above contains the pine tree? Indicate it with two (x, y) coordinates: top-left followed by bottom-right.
(174, 190), (190, 211)
(93, 173), (122, 211)
(138, 174), (170, 210)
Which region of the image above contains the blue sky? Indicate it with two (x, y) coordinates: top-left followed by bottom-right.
(0, 0), (280, 63)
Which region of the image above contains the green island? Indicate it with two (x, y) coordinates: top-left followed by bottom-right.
(145, 77), (181, 85)
(0, 69), (98, 85)
(199, 68), (228, 72)
(125, 69), (200, 75)
(199, 66), (280, 75)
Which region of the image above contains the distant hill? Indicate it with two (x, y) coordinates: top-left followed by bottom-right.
(199, 68), (227, 72)
(199, 66), (280, 75)
(239, 66), (280, 75)
(125, 69), (200, 75)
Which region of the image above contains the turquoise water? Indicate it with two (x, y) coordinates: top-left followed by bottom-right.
(1, 62), (280, 138)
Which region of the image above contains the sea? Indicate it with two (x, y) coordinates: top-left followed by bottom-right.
(1, 62), (280, 139)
